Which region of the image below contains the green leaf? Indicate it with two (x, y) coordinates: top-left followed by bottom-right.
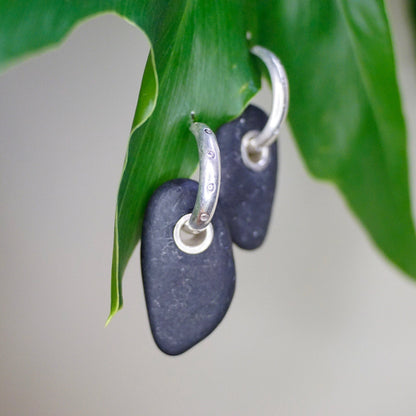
(1, 0), (415, 323)
(255, 1), (416, 275)
(108, 2), (260, 322)
(0, 1), (260, 322)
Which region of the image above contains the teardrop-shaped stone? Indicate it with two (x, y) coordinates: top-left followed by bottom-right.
(216, 105), (278, 249)
(141, 179), (235, 355)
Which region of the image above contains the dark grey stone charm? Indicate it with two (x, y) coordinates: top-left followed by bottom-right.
(141, 179), (235, 355)
(216, 105), (278, 250)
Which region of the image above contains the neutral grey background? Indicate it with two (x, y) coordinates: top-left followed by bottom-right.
(0, 2), (416, 415)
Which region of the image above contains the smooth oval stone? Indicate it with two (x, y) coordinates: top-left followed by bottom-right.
(216, 105), (278, 250)
(141, 178), (235, 355)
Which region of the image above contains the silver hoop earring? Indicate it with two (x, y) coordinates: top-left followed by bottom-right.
(216, 45), (289, 249)
(141, 122), (235, 355)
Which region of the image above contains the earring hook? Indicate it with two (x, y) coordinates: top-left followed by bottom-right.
(249, 45), (289, 150)
(186, 122), (221, 233)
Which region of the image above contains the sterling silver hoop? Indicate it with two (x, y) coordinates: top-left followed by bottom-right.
(173, 122), (221, 254)
(241, 46), (289, 171)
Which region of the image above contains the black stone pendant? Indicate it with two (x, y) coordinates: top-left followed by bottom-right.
(216, 105), (278, 250)
(141, 179), (235, 355)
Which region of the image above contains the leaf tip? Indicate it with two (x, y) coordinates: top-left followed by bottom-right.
(105, 303), (123, 327)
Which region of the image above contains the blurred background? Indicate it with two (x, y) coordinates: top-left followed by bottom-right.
(0, 1), (416, 415)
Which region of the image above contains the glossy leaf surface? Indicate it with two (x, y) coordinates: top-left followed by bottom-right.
(255, 1), (416, 275)
(0, 0), (415, 322)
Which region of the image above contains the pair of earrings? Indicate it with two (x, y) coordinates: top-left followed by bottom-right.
(141, 46), (289, 355)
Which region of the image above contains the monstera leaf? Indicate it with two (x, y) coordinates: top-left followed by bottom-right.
(0, 0), (415, 323)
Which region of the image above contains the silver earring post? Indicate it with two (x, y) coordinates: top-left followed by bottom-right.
(173, 122), (221, 254)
